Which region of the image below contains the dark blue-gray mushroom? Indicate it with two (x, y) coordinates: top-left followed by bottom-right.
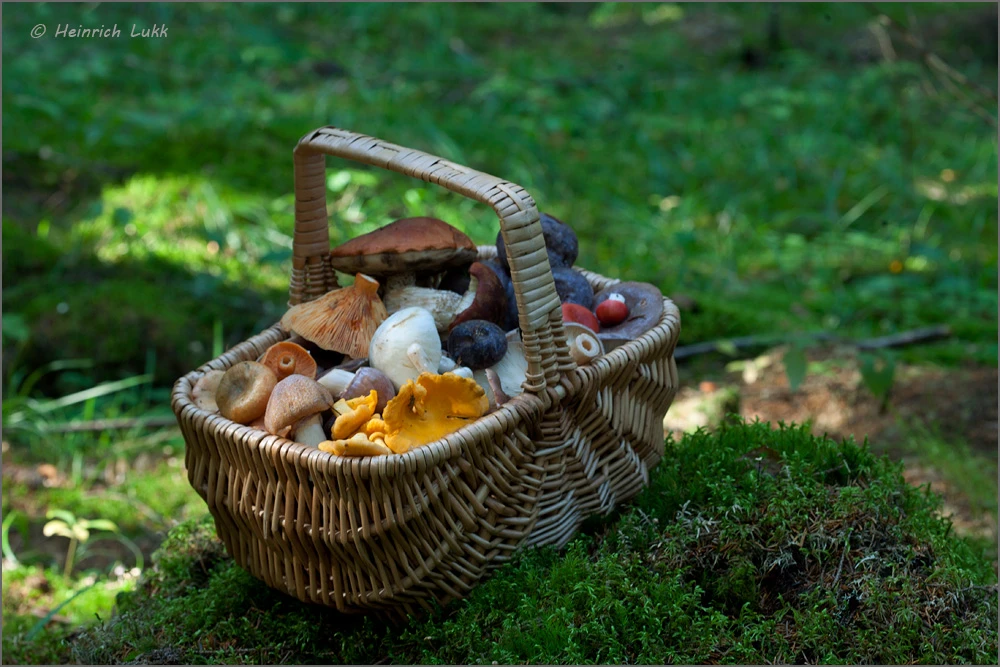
(447, 320), (509, 370)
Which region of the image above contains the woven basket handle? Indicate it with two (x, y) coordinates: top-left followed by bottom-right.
(291, 126), (572, 395)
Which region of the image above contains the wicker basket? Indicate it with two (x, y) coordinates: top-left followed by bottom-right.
(172, 126), (681, 616)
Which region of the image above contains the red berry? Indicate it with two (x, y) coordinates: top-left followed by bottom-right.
(561, 303), (600, 332)
(596, 298), (629, 326)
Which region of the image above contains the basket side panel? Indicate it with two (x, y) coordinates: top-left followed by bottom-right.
(524, 288), (680, 550)
(175, 330), (548, 615)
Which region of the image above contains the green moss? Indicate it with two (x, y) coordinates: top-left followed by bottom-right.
(66, 422), (997, 665)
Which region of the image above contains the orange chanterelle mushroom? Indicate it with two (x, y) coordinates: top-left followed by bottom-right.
(380, 372), (489, 454)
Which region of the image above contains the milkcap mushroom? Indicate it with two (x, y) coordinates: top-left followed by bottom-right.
(216, 362), (278, 425)
(593, 282), (665, 352)
(280, 273), (388, 358)
(488, 329), (528, 399)
(263, 374), (335, 447)
(259, 341), (317, 381)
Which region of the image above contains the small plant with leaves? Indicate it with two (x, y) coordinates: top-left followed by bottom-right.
(42, 510), (140, 578)
(858, 350), (897, 414)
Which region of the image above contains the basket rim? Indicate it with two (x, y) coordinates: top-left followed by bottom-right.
(172, 267), (680, 479)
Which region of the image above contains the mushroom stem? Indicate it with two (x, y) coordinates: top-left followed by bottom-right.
(570, 332), (603, 365)
(485, 368), (511, 406)
(407, 343), (438, 376)
(317, 369), (355, 396)
(384, 276), (479, 333)
(294, 414), (328, 448)
(438, 355), (459, 373)
(385, 274), (416, 292)
(446, 367), (474, 380)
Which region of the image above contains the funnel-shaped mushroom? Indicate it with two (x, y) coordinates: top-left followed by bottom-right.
(280, 273), (388, 358)
(216, 362), (278, 425)
(259, 341), (317, 381)
(381, 372), (488, 454)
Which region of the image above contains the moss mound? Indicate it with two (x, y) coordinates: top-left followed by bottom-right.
(61, 422), (998, 664)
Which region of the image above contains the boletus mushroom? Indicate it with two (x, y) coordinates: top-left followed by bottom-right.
(592, 282), (664, 352)
(329, 216), (477, 279)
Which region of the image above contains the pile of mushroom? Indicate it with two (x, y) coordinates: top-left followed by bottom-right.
(192, 215), (665, 457)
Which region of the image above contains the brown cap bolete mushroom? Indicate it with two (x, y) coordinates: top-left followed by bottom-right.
(329, 217), (477, 277)
(593, 282), (664, 352)
(447, 262), (508, 331)
(216, 362), (278, 425)
(263, 374), (335, 447)
(280, 273), (388, 358)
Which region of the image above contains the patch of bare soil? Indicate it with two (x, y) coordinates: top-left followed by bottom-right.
(665, 347), (998, 546)
(734, 347), (997, 457)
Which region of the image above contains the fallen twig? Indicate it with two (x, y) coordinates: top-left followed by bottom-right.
(854, 325), (951, 350)
(43, 416), (179, 433)
(674, 325), (952, 360)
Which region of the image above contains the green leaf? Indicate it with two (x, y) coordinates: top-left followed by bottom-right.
(859, 352), (896, 400)
(2, 512), (22, 564)
(715, 340), (738, 357)
(45, 509), (77, 525)
(42, 520), (74, 539)
(83, 519), (120, 533)
(1, 313), (30, 344)
(783, 345), (808, 392)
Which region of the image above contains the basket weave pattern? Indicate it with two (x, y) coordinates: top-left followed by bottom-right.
(172, 127), (680, 615)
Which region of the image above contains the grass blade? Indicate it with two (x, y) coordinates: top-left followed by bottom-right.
(25, 581), (99, 640)
(29, 375), (153, 415)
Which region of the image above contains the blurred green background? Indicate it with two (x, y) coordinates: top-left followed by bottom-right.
(2, 2), (997, 662)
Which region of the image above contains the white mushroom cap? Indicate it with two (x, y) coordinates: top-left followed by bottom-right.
(368, 307), (442, 390)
